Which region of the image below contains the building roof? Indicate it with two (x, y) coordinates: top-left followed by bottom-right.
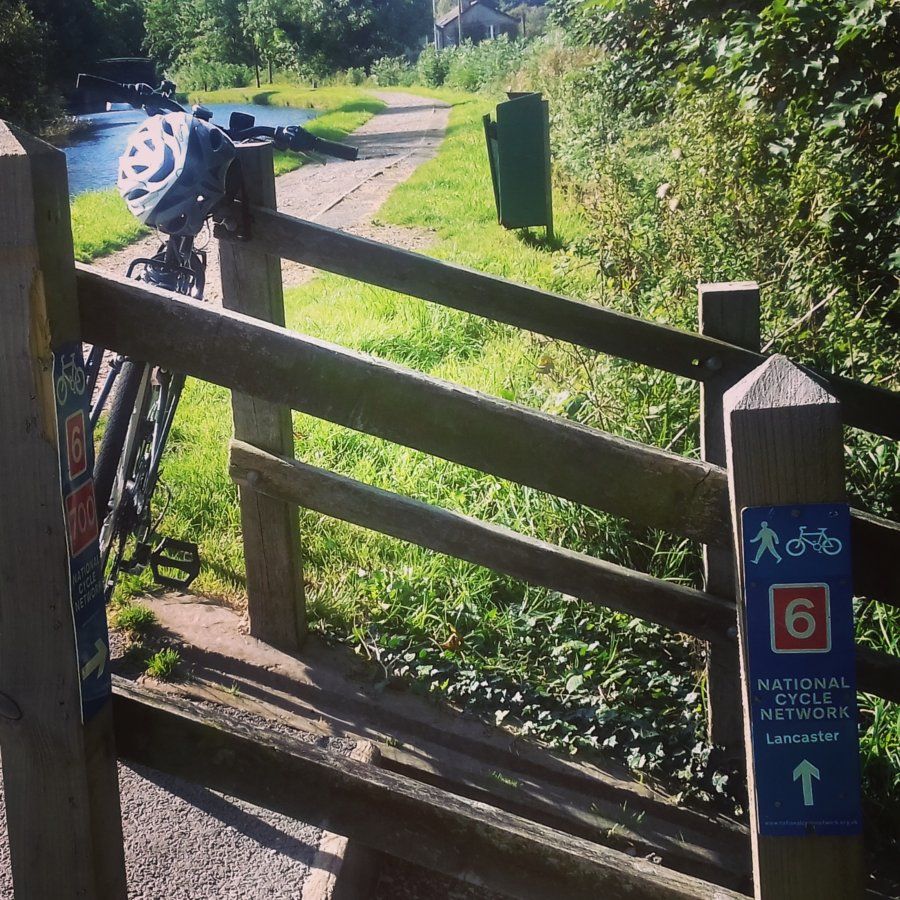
(435, 0), (519, 28)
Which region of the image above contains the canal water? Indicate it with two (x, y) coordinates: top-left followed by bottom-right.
(59, 103), (316, 196)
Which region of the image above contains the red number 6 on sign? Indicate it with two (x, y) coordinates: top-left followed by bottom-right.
(769, 583), (831, 653)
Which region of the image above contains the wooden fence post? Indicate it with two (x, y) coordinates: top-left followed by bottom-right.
(724, 355), (864, 899)
(700, 281), (760, 765)
(0, 122), (127, 897)
(219, 142), (307, 650)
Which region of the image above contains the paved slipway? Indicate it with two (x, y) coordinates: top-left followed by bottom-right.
(0, 92), (451, 899)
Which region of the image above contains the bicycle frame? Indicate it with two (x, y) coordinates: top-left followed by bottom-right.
(90, 236), (204, 595)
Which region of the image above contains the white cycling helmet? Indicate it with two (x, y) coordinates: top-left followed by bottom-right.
(117, 111), (235, 236)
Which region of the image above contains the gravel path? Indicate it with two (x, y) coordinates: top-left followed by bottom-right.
(1, 92), (451, 900)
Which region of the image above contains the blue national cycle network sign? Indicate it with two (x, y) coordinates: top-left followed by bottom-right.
(741, 503), (861, 837)
(53, 341), (112, 722)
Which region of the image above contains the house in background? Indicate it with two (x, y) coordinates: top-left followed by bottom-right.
(434, 0), (521, 49)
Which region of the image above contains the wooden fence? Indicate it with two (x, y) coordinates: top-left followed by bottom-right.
(1, 128), (897, 899)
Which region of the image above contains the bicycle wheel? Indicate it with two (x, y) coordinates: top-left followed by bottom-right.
(822, 537), (842, 556)
(785, 539), (805, 557)
(93, 360), (145, 521)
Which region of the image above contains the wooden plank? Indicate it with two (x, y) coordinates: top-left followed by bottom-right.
(724, 355), (864, 899)
(850, 510), (900, 606)
(0, 121), (126, 898)
(856, 646), (900, 702)
(73, 267), (900, 607)
(231, 206), (900, 439)
(229, 439), (737, 644)
(76, 267), (730, 545)
(699, 283), (760, 765)
(111, 678), (748, 900)
(219, 143), (306, 651)
(167, 669), (752, 893)
(227, 440), (899, 701)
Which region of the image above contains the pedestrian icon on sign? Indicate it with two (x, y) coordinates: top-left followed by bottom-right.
(750, 521), (782, 564)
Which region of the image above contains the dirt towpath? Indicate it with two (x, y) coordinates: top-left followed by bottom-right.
(91, 91), (451, 301)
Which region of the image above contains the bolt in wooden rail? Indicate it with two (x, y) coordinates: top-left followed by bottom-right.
(724, 356), (864, 899)
(226, 205), (900, 440)
(76, 265), (900, 611)
(219, 143), (306, 650)
(700, 282), (761, 765)
(0, 121), (126, 898)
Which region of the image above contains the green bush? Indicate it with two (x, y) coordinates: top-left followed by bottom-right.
(346, 66), (365, 86)
(171, 62), (254, 92)
(0, 0), (58, 127)
(445, 37), (520, 93)
(548, 0), (900, 286)
(416, 44), (451, 87)
(370, 55), (409, 87)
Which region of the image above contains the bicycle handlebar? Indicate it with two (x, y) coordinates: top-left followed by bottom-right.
(76, 73), (185, 114)
(232, 124), (358, 161)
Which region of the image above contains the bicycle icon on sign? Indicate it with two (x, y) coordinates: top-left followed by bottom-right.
(55, 353), (86, 406)
(785, 527), (842, 558)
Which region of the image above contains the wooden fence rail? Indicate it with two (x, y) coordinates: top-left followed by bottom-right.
(229, 439), (738, 645)
(76, 264), (900, 608)
(229, 206), (900, 441)
(113, 679), (747, 900)
(227, 440), (898, 702)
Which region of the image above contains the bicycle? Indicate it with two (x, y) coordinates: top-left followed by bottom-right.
(76, 73), (358, 601)
(785, 526), (843, 557)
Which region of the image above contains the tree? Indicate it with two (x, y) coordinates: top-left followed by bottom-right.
(0, 0), (52, 126)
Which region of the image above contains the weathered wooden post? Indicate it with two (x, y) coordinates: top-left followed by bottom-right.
(700, 281), (760, 763)
(219, 142), (307, 650)
(0, 122), (127, 896)
(724, 355), (864, 899)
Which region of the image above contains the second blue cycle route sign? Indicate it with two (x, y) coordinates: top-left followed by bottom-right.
(741, 502), (861, 837)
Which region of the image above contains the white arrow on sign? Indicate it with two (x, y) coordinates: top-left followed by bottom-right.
(793, 758), (820, 807)
(80, 638), (108, 681)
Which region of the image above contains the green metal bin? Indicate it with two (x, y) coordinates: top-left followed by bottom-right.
(483, 92), (553, 239)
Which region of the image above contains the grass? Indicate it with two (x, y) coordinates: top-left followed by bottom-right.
(70, 84), (383, 261)
(113, 603), (157, 639)
(145, 648), (181, 681)
(71, 190), (150, 263)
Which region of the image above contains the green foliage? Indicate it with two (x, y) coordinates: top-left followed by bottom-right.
(143, 0), (432, 85)
(145, 648), (181, 680)
(411, 36), (524, 93)
(371, 55), (411, 87)
(0, 1), (54, 126)
(520, 37), (899, 848)
(416, 45), (451, 87)
(71, 189), (150, 262)
(345, 67), (366, 87)
(445, 36), (520, 92)
(172, 61), (254, 91)
(548, 0), (900, 283)
(113, 603), (158, 638)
